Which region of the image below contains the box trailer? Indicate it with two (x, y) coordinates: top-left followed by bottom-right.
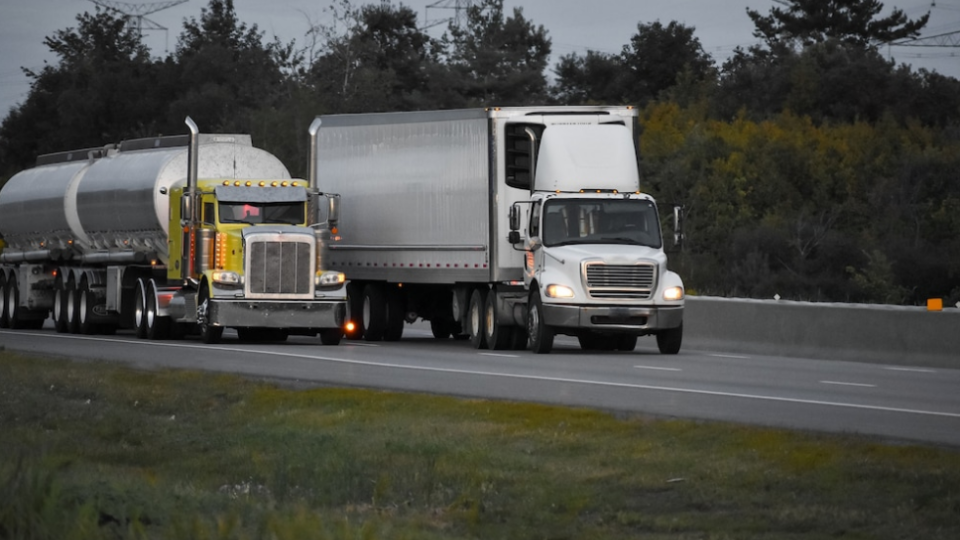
(310, 106), (683, 353)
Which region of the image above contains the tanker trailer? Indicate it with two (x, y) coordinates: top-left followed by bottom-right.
(0, 118), (347, 344)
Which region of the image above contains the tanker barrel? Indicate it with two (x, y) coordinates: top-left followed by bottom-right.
(185, 117), (199, 225)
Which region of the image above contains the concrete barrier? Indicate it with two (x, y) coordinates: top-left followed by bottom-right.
(684, 296), (960, 368)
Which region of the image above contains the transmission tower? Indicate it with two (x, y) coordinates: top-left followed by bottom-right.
(423, 0), (476, 31)
(88, 0), (189, 52)
(891, 30), (960, 48)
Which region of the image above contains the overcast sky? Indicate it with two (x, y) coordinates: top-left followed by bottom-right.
(1, 0), (957, 120)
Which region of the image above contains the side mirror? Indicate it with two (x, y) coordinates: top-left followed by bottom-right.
(509, 204), (521, 231)
(508, 231), (521, 244)
(672, 204), (684, 248)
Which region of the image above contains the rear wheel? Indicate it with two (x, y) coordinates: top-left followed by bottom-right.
(7, 276), (24, 330)
(362, 284), (386, 341)
(468, 288), (488, 349)
(483, 290), (513, 350)
(134, 279), (148, 339)
(78, 280), (97, 335)
(527, 290), (554, 354)
(53, 276), (68, 333)
(0, 273), (9, 328)
(65, 279), (80, 334)
(657, 323), (683, 355)
(430, 318), (453, 339)
(145, 282), (170, 340)
(344, 282), (364, 340)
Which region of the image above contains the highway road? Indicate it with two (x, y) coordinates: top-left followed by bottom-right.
(2, 323), (959, 447)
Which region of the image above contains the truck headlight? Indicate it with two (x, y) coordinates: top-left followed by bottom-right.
(212, 270), (241, 286)
(545, 284), (575, 298)
(316, 271), (346, 289)
(663, 286), (684, 301)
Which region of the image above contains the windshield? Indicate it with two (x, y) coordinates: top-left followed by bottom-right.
(219, 202), (305, 225)
(541, 199), (662, 248)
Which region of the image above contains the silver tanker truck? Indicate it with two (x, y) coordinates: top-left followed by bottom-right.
(311, 106), (685, 354)
(0, 119), (346, 344)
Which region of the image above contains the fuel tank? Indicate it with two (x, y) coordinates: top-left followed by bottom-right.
(0, 134), (290, 264)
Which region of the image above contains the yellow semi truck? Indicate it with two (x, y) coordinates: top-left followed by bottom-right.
(0, 118), (346, 344)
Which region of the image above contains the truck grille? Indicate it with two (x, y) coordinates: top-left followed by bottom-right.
(585, 263), (657, 299)
(247, 240), (313, 297)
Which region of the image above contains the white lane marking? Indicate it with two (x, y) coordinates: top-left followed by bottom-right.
(820, 380), (877, 388)
(884, 367), (936, 374)
(634, 365), (682, 372)
(709, 354), (750, 359)
(480, 353), (520, 358)
(7, 332), (960, 420)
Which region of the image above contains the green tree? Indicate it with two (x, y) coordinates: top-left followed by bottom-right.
(306, 0), (440, 113)
(552, 50), (623, 105)
(170, 0), (295, 132)
(746, 0), (929, 48)
(0, 8), (161, 176)
(619, 21), (715, 106)
(442, 0), (551, 106)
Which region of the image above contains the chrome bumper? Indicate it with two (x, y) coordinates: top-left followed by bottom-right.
(208, 299), (346, 329)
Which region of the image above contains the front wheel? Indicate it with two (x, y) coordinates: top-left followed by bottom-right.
(527, 290), (554, 354)
(198, 286), (223, 344)
(656, 323), (683, 355)
(467, 288), (489, 350)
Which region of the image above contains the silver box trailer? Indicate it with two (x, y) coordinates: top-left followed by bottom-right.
(313, 106), (684, 353)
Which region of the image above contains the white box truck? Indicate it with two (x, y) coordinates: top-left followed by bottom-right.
(309, 106), (684, 353)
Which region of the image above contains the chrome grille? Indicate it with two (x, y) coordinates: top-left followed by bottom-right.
(247, 240), (313, 297)
(585, 263), (657, 299)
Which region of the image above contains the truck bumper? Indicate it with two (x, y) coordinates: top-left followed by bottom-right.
(542, 304), (683, 334)
(208, 299), (346, 330)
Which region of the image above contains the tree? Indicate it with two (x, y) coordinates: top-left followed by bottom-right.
(552, 50), (623, 105)
(0, 8), (161, 177)
(442, 0), (551, 106)
(170, 0), (294, 132)
(619, 21), (714, 106)
(746, 0), (929, 48)
(306, 0), (440, 113)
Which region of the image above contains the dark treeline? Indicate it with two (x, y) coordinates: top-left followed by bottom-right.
(1, 0), (958, 305)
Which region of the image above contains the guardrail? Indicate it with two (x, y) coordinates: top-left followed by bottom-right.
(684, 296), (960, 368)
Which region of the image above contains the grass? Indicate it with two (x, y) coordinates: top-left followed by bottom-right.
(1, 350), (958, 539)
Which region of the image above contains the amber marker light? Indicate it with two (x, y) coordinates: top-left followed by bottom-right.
(345, 321), (356, 333)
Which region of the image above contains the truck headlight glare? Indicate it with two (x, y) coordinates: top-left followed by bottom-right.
(663, 286), (684, 301)
(545, 284), (575, 298)
(212, 270), (241, 286)
(316, 271), (346, 288)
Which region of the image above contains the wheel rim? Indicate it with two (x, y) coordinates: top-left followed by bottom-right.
(485, 303), (495, 339)
(135, 285), (145, 329)
(54, 288), (62, 322)
(470, 301), (480, 337)
(79, 288), (88, 324)
(528, 303), (539, 340)
(363, 296), (372, 329)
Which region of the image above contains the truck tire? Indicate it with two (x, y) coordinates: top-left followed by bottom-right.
(527, 289), (554, 354)
(362, 283), (387, 341)
(134, 279), (148, 339)
(657, 323), (682, 355)
(65, 279), (80, 334)
(468, 288), (488, 349)
(384, 286), (404, 341)
(145, 281), (170, 340)
(319, 327), (343, 345)
(0, 273), (8, 329)
(198, 285), (223, 344)
(6, 276), (24, 330)
(53, 276), (68, 333)
(344, 282), (364, 340)
(484, 290), (513, 350)
(78, 280), (98, 335)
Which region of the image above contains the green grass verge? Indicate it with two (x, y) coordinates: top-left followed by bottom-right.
(1, 350), (958, 539)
